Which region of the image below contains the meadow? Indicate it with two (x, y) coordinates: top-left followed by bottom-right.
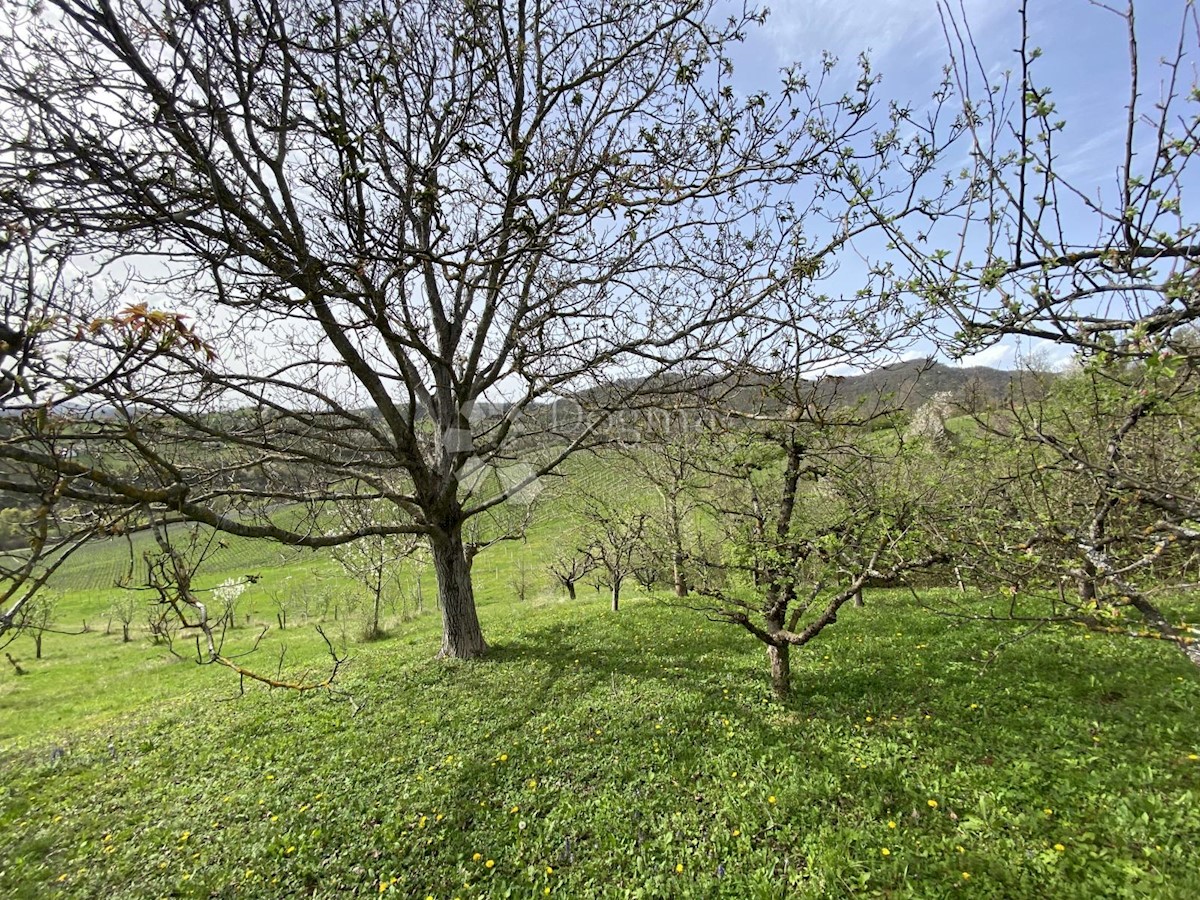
(2, 460), (1200, 899)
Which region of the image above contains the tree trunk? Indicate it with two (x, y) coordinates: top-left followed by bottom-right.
(566, 581), (577, 600)
(611, 578), (621, 612)
(852, 588), (864, 608)
(672, 549), (688, 598)
(34, 632), (43, 659)
(430, 525), (488, 659)
(767, 642), (790, 699)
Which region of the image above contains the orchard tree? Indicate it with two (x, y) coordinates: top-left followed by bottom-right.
(616, 404), (712, 597)
(0, 0), (960, 659)
(692, 344), (957, 699)
(578, 495), (649, 612)
(853, 0), (1200, 665)
(13, 588), (57, 659)
(547, 547), (596, 600)
(330, 498), (418, 640)
(884, 0), (1200, 360)
(948, 353), (1200, 666)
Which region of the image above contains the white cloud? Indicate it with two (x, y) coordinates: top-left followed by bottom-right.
(756, 0), (1007, 69)
(956, 342), (1014, 369)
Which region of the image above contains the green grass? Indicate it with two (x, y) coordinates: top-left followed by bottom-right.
(3, 585), (1200, 898)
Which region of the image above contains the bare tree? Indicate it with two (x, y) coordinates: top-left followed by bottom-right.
(579, 497), (649, 613)
(329, 498), (418, 640)
(547, 548), (596, 601)
(13, 588), (57, 660)
(0, 0), (968, 660)
(616, 405), (711, 597)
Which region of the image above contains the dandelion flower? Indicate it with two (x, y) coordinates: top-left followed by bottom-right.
(485, 859), (495, 869)
(768, 796), (777, 805)
(927, 800), (938, 809)
(1054, 843), (1065, 852)
(675, 863), (684, 873)
(887, 821), (896, 829)
(962, 872), (971, 880)
(880, 848), (890, 856)
(472, 853), (482, 862)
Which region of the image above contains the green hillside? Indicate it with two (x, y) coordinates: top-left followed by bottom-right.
(3, 564), (1200, 897)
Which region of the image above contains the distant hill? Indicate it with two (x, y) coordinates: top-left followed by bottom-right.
(816, 358), (1034, 411)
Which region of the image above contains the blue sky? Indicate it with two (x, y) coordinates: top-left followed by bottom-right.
(724, 0), (1195, 370)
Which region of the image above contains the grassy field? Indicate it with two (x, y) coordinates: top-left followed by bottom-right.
(2, 460), (1200, 898)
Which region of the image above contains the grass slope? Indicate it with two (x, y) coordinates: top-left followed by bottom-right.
(3, 590), (1200, 899)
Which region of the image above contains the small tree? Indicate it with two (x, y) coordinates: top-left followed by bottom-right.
(14, 589), (57, 660)
(508, 558), (534, 605)
(212, 579), (248, 632)
(108, 594), (138, 644)
(547, 549), (596, 601)
(579, 498), (650, 613)
(693, 381), (954, 699)
(330, 500), (419, 641)
(616, 406), (712, 597)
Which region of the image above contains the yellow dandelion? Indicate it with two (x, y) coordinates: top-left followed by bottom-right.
(768, 795), (777, 805)
(887, 821), (896, 829)
(675, 863), (684, 873)
(1054, 844), (1066, 852)
(1043, 808), (1052, 815)
(732, 829), (741, 837)
(927, 799), (938, 809)
(499, 754), (508, 762)
(485, 859), (495, 869)
(962, 872), (971, 880)
(546, 866), (553, 874)
(880, 848), (890, 856)
(472, 853), (482, 862)
(1189, 754), (1199, 761)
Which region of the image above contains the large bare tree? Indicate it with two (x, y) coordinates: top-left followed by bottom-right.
(0, 0), (922, 658)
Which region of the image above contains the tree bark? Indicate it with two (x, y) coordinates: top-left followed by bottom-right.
(767, 642), (790, 699)
(672, 549), (689, 597)
(611, 580), (621, 612)
(566, 582), (577, 600)
(430, 525), (488, 660)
